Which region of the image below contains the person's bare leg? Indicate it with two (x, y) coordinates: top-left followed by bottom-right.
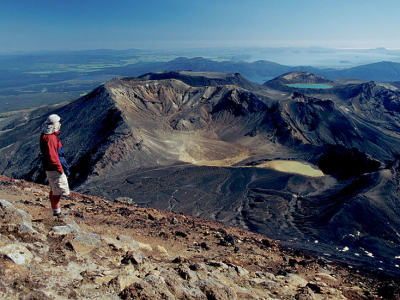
(50, 191), (61, 215)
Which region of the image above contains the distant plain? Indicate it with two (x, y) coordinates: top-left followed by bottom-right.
(2, 46), (400, 112)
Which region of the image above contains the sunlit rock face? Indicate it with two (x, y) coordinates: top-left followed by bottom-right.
(1, 71), (400, 276)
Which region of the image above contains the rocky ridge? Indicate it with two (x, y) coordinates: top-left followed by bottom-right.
(1, 175), (399, 300)
(137, 71), (262, 91)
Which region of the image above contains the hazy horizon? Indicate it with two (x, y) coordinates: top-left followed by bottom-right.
(2, 0), (400, 54)
(5, 46), (400, 69)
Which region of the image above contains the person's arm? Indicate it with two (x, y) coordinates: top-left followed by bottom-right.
(46, 136), (64, 173)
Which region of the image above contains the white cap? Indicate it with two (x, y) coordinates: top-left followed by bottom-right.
(46, 114), (61, 124)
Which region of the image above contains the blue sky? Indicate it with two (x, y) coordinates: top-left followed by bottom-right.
(1, 0), (400, 53)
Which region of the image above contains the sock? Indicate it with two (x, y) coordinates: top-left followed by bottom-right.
(53, 208), (61, 215)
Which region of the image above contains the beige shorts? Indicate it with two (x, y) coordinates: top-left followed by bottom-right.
(46, 171), (70, 196)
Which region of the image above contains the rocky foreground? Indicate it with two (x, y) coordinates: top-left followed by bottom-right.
(0, 175), (399, 300)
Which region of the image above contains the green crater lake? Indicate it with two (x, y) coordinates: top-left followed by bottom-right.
(286, 84), (332, 89)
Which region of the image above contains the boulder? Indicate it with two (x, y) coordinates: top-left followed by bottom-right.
(315, 272), (339, 287)
(0, 244), (33, 265)
(295, 286), (317, 300)
(0, 200), (32, 226)
(116, 235), (140, 252)
(121, 250), (145, 265)
(114, 197), (137, 206)
(235, 265), (249, 277)
(108, 274), (141, 292)
(285, 273), (308, 287)
(119, 275), (175, 299)
(49, 224), (81, 236)
(137, 241), (153, 252)
(177, 264), (198, 281)
(70, 233), (102, 256)
(197, 279), (238, 300)
(154, 245), (169, 256)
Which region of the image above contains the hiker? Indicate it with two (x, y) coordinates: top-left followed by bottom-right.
(40, 114), (70, 217)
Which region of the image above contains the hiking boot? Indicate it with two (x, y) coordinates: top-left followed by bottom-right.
(53, 208), (71, 217)
(53, 212), (65, 220)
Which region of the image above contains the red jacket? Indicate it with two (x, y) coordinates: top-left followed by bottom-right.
(40, 131), (64, 173)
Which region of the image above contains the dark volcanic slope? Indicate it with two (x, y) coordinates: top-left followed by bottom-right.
(2, 71), (400, 276)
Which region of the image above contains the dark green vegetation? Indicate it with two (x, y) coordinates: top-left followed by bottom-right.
(0, 49), (145, 112)
(2, 49), (400, 112)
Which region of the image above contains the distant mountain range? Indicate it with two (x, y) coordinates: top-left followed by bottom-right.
(94, 57), (400, 83)
(2, 53), (400, 90)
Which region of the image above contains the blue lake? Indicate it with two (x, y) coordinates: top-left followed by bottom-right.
(286, 84), (332, 89)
